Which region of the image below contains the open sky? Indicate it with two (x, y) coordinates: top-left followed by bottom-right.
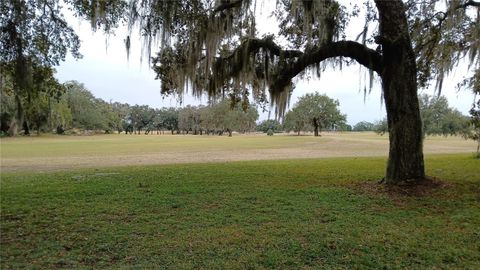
(55, 2), (475, 125)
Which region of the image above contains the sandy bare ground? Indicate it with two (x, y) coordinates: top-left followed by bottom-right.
(1, 133), (476, 172)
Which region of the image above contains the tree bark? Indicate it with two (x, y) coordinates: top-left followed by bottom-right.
(313, 117), (319, 137)
(375, 0), (425, 183)
(8, 94), (24, 136)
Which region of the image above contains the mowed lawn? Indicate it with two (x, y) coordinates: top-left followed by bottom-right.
(1, 153), (480, 268)
(0, 132), (476, 172)
(1, 134), (479, 268)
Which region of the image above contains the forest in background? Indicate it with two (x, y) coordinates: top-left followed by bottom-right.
(0, 79), (472, 138)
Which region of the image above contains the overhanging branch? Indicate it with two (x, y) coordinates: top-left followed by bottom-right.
(213, 0), (243, 13)
(270, 41), (383, 91)
(214, 37), (303, 79)
(225, 37), (303, 59)
(459, 0), (480, 8)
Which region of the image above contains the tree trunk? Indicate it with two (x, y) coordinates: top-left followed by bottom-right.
(313, 118), (319, 137)
(22, 121), (30, 135)
(376, 0), (425, 184)
(7, 118), (18, 136)
(8, 94), (24, 136)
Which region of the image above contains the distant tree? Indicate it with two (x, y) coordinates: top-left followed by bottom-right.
(161, 108), (179, 134)
(110, 102), (130, 133)
(197, 100), (258, 136)
(150, 109), (164, 134)
(224, 102), (259, 134)
(283, 93), (346, 136)
(353, 121), (375, 132)
(284, 107), (307, 136)
(256, 119), (283, 133)
(419, 94), (470, 136)
(337, 123), (352, 132)
(0, 82), (16, 135)
(25, 95), (50, 134)
(65, 81), (108, 131)
(199, 105), (217, 135)
(48, 97), (72, 134)
(129, 105), (155, 134)
(374, 118), (388, 135)
(178, 105), (202, 135)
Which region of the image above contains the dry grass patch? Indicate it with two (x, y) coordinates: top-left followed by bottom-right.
(1, 132), (476, 172)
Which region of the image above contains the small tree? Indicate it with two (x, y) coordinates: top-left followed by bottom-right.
(419, 94), (470, 137)
(284, 93), (346, 136)
(284, 107), (307, 136)
(65, 81), (108, 131)
(256, 119), (283, 133)
(374, 119), (388, 136)
(353, 121), (375, 132)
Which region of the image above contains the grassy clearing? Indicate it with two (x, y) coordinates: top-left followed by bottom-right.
(0, 133), (329, 158)
(1, 154), (479, 269)
(1, 133), (476, 172)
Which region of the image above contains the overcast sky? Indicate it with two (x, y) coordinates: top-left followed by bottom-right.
(55, 2), (475, 126)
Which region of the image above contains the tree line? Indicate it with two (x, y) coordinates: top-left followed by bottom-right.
(1, 80), (474, 140)
(1, 80), (259, 136)
(256, 93), (473, 138)
(348, 94), (472, 137)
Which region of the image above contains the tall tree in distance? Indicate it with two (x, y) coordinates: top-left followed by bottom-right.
(418, 94), (470, 137)
(283, 93), (346, 136)
(353, 121), (375, 132)
(256, 119), (283, 134)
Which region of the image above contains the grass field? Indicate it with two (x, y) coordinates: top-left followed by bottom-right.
(0, 132), (476, 172)
(1, 133), (479, 268)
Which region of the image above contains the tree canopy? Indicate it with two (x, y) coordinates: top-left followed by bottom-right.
(353, 121), (375, 132)
(418, 94), (470, 137)
(283, 92), (346, 136)
(256, 119), (283, 133)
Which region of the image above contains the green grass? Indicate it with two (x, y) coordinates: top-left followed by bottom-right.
(1, 154), (479, 269)
(0, 133), (332, 158)
(2, 132), (471, 159)
(2, 133), (476, 172)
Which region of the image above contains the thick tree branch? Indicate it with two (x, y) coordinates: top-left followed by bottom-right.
(246, 37), (303, 58)
(459, 0), (480, 8)
(270, 41), (383, 91)
(213, 0), (243, 13)
(209, 37), (303, 88)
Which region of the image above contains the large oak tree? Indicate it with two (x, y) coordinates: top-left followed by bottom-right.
(140, 0), (478, 184)
(2, 0), (478, 184)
